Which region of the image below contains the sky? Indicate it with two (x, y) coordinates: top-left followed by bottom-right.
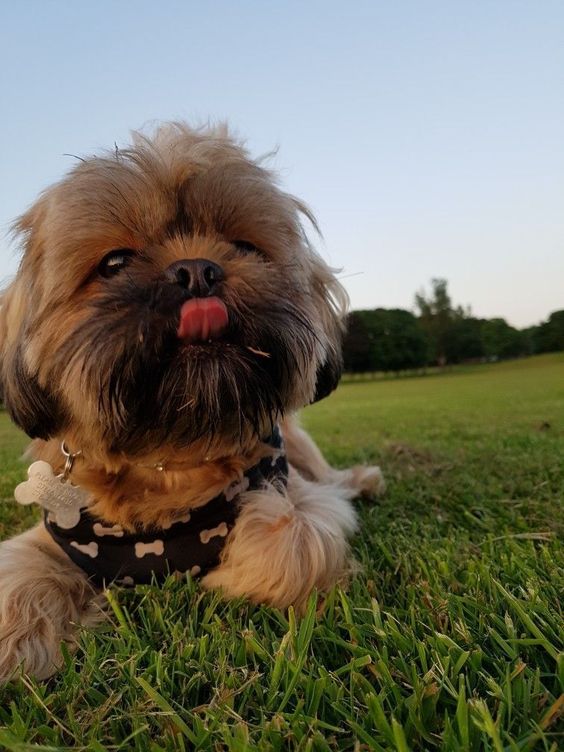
(0, 1), (562, 328)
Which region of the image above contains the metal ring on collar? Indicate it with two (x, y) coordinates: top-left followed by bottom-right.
(60, 441), (82, 481)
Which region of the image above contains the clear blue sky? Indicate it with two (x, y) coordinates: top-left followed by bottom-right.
(1, 1), (562, 327)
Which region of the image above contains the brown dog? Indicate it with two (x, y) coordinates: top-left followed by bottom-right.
(0, 123), (384, 681)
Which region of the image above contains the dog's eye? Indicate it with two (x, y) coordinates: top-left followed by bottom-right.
(233, 240), (266, 258)
(98, 249), (136, 278)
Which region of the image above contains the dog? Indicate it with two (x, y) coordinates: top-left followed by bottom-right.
(0, 123), (384, 681)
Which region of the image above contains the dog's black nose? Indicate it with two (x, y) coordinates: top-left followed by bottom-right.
(165, 258), (224, 297)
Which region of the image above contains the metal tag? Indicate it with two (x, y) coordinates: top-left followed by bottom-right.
(15, 460), (90, 529)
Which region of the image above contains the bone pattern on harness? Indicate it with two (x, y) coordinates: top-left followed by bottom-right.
(224, 476), (250, 502)
(161, 512), (191, 530)
(93, 522), (124, 537)
(134, 540), (165, 558)
(70, 541), (99, 558)
(199, 522), (229, 544)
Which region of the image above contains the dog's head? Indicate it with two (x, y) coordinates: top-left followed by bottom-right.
(0, 123), (346, 458)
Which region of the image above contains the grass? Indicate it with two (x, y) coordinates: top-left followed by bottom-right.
(0, 353), (562, 751)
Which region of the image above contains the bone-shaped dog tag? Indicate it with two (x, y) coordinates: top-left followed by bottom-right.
(15, 460), (90, 529)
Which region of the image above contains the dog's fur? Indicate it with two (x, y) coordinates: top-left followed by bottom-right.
(0, 123), (384, 681)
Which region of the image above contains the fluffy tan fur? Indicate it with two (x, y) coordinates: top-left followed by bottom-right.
(0, 123), (384, 682)
(31, 433), (274, 530)
(203, 417), (385, 609)
(0, 525), (104, 680)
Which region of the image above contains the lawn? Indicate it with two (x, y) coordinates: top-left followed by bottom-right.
(0, 354), (562, 751)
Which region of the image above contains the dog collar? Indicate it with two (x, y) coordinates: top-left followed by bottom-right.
(43, 427), (288, 587)
(60, 440), (216, 475)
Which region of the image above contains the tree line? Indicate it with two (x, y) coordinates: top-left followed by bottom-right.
(343, 278), (564, 373)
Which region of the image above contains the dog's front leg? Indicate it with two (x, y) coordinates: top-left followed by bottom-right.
(281, 416), (385, 498)
(202, 470), (358, 611)
(0, 523), (103, 682)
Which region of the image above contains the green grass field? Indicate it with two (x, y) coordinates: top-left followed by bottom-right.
(0, 354), (562, 751)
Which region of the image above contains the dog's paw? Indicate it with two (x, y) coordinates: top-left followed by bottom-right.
(348, 464), (386, 499)
(0, 619), (62, 683)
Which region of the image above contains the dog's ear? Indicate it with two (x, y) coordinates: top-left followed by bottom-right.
(312, 348), (343, 403)
(0, 343), (64, 440)
(290, 198), (348, 405)
(0, 253), (64, 439)
(306, 251), (347, 404)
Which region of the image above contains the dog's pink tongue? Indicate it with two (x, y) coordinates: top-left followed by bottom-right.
(177, 297), (228, 341)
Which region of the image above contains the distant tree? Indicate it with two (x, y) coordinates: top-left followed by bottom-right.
(370, 309), (428, 372)
(342, 312), (375, 372)
(519, 326), (538, 356)
(344, 285), (561, 376)
(342, 308), (428, 373)
(414, 278), (458, 365)
(481, 318), (528, 359)
(444, 317), (485, 363)
(532, 310), (564, 353)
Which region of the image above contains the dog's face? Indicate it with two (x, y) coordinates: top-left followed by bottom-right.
(0, 124), (345, 458)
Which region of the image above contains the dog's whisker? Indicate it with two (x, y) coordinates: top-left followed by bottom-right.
(177, 397), (196, 411)
(246, 346), (271, 358)
(336, 271), (364, 280)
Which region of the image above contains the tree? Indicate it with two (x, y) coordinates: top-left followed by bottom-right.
(342, 309), (428, 373)
(444, 317), (485, 363)
(414, 278), (458, 366)
(370, 309), (428, 372)
(481, 318), (528, 360)
(532, 310), (564, 353)
(343, 285), (563, 376)
(342, 312), (375, 372)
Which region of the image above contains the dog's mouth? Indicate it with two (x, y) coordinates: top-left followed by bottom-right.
(175, 301), (272, 360)
(177, 297), (229, 343)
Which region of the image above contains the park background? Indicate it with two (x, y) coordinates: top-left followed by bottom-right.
(0, 2), (562, 751)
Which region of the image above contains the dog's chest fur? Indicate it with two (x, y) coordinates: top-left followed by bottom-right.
(44, 428), (288, 586)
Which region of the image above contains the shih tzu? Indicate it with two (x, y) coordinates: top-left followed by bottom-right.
(0, 123), (384, 681)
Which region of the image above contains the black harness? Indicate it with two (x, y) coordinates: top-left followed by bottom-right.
(45, 428), (288, 587)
